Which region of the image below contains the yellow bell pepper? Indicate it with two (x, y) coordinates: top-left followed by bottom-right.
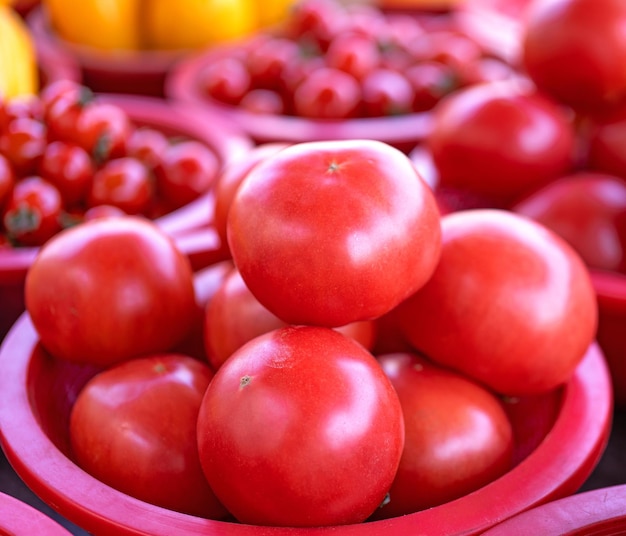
(0, 5), (38, 98)
(143, 0), (258, 50)
(42, 0), (141, 50)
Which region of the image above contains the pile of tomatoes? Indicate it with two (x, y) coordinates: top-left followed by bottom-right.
(197, 0), (515, 118)
(0, 79), (220, 247)
(22, 136), (598, 527)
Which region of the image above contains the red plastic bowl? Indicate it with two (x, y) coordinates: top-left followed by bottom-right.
(27, 6), (186, 97)
(481, 484), (626, 535)
(0, 309), (612, 536)
(166, 47), (433, 154)
(0, 94), (251, 338)
(0, 490), (73, 535)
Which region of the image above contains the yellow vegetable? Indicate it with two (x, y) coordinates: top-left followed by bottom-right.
(143, 0), (258, 50)
(256, 0), (297, 29)
(42, 0), (141, 50)
(0, 5), (38, 98)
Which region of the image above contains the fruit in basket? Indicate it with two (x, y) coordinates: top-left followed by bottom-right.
(0, 4), (38, 98)
(196, 325), (405, 527)
(226, 139), (442, 327)
(24, 216), (197, 366)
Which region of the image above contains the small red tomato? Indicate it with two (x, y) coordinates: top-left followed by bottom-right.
(39, 140), (95, 207)
(197, 325), (405, 527)
(69, 353), (227, 519)
(397, 209), (598, 396)
(405, 61), (458, 112)
(75, 101), (132, 163)
(199, 56), (252, 106)
(284, 0), (347, 50)
(246, 37), (300, 90)
(124, 127), (169, 170)
(3, 176), (63, 246)
(586, 105), (626, 179)
(89, 157), (154, 215)
(292, 67), (362, 119)
(154, 140), (219, 210)
(25, 216), (197, 366)
(227, 139), (442, 327)
(325, 33), (381, 80)
(361, 68), (414, 117)
(239, 89), (285, 115)
(0, 117), (47, 176)
(374, 352), (513, 518)
(44, 85), (93, 143)
(82, 204), (127, 221)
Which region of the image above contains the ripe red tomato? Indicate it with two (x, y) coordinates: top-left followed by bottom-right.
(25, 216), (197, 366)
(124, 126), (169, 171)
(196, 325), (405, 527)
(522, 0), (626, 113)
(199, 56), (252, 106)
(512, 171), (626, 273)
(396, 209), (598, 396)
(75, 101), (132, 163)
(373, 352), (513, 518)
(426, 81), (576, 205)
(360, 68), (414, 117)
(227, 139), (442, 327)
(0, 117), (47, 176)
(69, 353), (227, 519)
(324, 33), (381, 80)
(586, 105), (626, 179)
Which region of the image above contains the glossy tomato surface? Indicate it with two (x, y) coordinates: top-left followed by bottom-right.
(69, 353), (226, 519)
(512, 172), (626, 273)
(227, 139), (442, 327)
(521, 0), (626, 113)
(397, 209), (598, 396)
(426, 80), (575, 204)
(196, 325), (405, 527)
(374, 352), (514, 518)
(25, 216), (197, 366)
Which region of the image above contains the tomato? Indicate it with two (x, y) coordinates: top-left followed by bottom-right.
(586, 104), (626, 179)
(426, 81), (576, 205)
(512, 171), (626, 273)
(396, 209), (598, 396)
(213, 142), (289, 247)
(25, 216), (197, 366)
(292, 67), (362, 119)
(522, 0), (626, 114)
(88, 157), (154, 215)
(44, 84), (92, 143)
(154, 140), (220, 210)
(373, 352), (513, 518)
(0, 153), (15, 210)
(39, 140), (94, 207)
(360, 67), (414, 117)
(0, 116), (47, 176)
(239, 88), (285, 115)
(284, 0), (346, 50)
(75, 101), (132, 163)
(324, 33), (381, 80)
(196, 325), (405, 527)
(69, 353), (227, 519)
(199, 56), (252, 106)
(404, 61), (458, 112)
(246, 37), (300, 90)
(227, 139), (442, 327)
(124, 126), (169, 170)
(3, 176), (63, 246)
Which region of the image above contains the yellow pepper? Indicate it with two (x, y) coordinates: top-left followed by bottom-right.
(0, 5), (38, 98)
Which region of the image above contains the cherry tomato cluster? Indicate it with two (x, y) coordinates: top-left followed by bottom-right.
(197, 0), (515, 119)
(0, 79), (220, 247)
(23, 137), (597, 528)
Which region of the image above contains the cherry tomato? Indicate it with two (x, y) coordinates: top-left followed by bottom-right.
(239, 89), (285, 115)
(246, 38), (300, 91)
(324, 33), (381, 80)
(284, 0), (347, 51)
(199, 56), (252, 106)
(196, 325), (405, 527)
(124, 127), (169, 171)
(397, 209), (598, 396)
(227, 139), (442, 327)
(512, 171), (626, 273)
(82, 204), (127, 221)
(25, 216), (197, 366)
(69, 353), (227, 519)
(3, 176), (63, 246)
(373, 352), (513, 518)
(88, 157), (154, 215)
(154, 140), (220, 211)
(426, 81), (576, 205)
(0, 117), (47, 176)
(522, 0), (626, 113)
(44, 85), (92, 143)
(39, 140), (94, 207)
(405, 61), (458, 112)
(292, 67), (362, 119)
(360, 67), (414, 117)
(586, 104), (626, 179)
(75, 101), (132, 163)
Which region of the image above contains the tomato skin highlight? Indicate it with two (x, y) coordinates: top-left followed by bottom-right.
(227, 139), (442, 328)
(196, 325), (405, 527)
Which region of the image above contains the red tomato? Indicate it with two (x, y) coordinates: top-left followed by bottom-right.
(39, 140), (94, 207)
(44, 85), (92, 144)
(324, 33), (381, 80)
(88, 157), (154, 215)
(292, 67), (362, 119)
(69, 353), (227, 519)
(0, 153), (16, 210)
(246, 38), (300, 91)
(396, 209), (598, 396)
(227, 139), (442, 327)
(239, 89), (285, 115)
(196, 325), (405, 527)
(213, 142), (289, 247)
(586, 105), (626, 179)
(512, 171), (626, 273)
(25, 216), (197, 366)
(426, 81), (576, 204)
(199, 56), (252, 106)
(404, 61), (458, 112)
(522, 0), (626, 113)
(373, 352), (513, 518)
(0, 117), (47, 176)
(3, 176), (63, 246)
(154, 140), (220, 210)
(361, 68), (414, 117)
(124, 126), (169, 170)
(75, 101), (132, 163)
(284, 0), (347, 50)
